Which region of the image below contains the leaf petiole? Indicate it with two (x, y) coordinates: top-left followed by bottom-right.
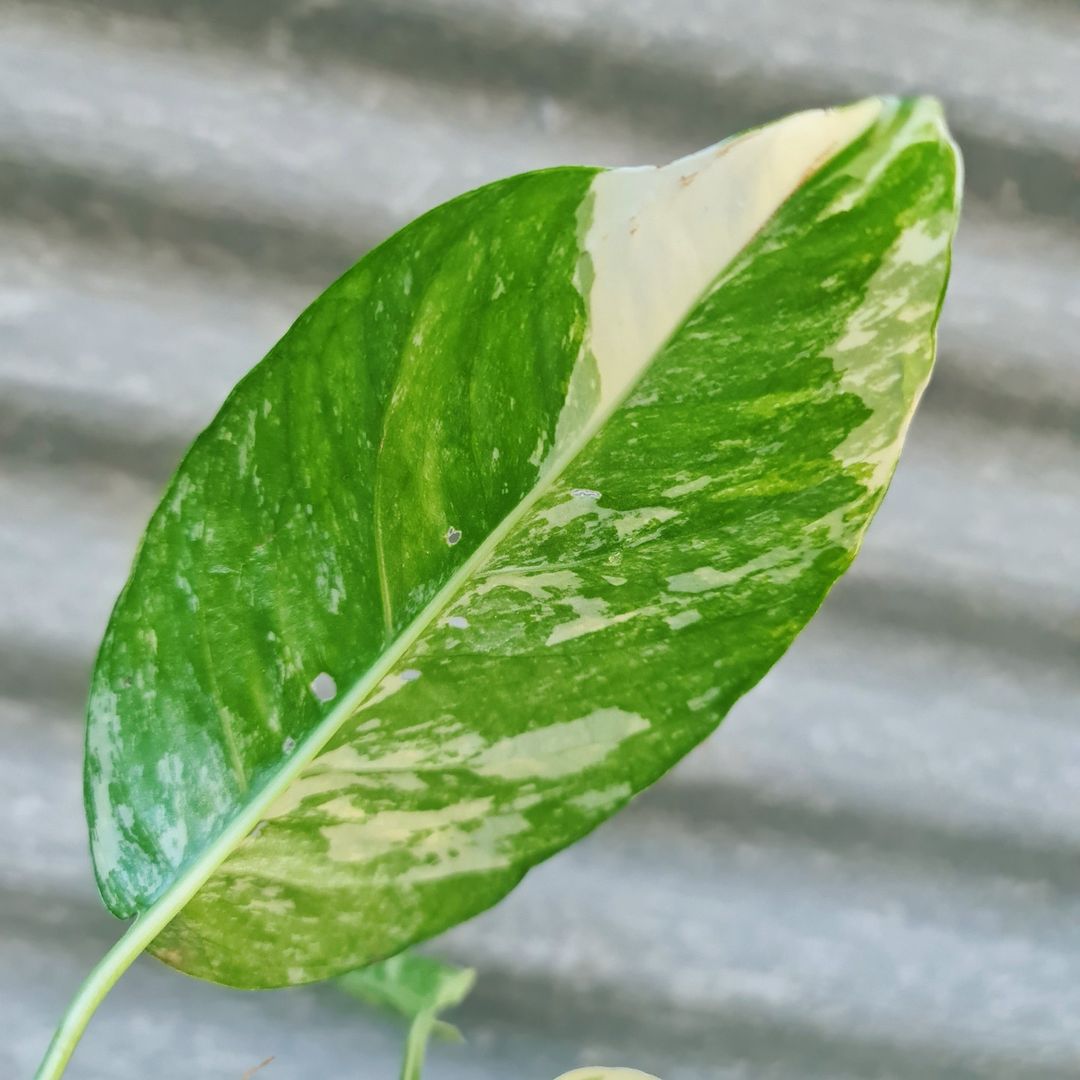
(33, 914), (159, 1080)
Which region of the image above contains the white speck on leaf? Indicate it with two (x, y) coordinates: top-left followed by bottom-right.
(570, 488), (601, 499)
(661, 474), (712, 498)
(446, 526), (462, 546)
(282, 737), (297, 754)
(666, 609), (702, 630)
(401, 668), (421, 682)
(527, 432), (545, 466)
(447, 615), (469, 629)
(688, 687), (721, 712)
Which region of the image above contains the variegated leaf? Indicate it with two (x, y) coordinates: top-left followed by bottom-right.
(85, 97), (960, 989)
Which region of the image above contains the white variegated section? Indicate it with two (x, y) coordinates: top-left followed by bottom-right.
(290, 707), (649, 783)
(254, 708), (650, 879)
(84, 688), (124, 887)
(827, 99), (961, 490)
(582, 98), (882, 411)
(320, 798), (530, 880)
(468, 708), (649, 779)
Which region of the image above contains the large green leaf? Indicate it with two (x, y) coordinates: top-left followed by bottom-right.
(82, 97), (959, 991)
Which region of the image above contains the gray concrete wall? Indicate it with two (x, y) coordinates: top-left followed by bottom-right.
(3, 1), (1078, 1076)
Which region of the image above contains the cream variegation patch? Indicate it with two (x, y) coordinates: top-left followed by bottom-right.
(583, 99), (881, 413)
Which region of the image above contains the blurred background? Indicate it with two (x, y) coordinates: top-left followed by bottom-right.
(2, 1), (1078, 1077)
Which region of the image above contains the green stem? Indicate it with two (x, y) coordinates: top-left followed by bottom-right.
(400, 1013), (435, 1080)
(35, 789), (276, 1080)
(33, 913), (161, 1079)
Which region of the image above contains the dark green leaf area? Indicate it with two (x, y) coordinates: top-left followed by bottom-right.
(86, 167), (598, 917)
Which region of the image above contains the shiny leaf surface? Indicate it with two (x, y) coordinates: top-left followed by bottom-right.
(84, 97), (960, 989)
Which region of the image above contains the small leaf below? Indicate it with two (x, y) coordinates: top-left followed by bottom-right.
(338, 952), (475, 1080)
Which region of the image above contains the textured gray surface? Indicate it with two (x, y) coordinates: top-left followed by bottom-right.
(2, 1), (1078, 1077)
